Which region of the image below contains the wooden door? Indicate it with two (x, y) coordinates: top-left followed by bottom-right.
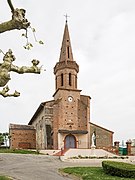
(65, 134), (76, 149)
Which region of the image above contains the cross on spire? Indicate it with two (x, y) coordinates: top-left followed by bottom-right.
(64, 14), (70, 23)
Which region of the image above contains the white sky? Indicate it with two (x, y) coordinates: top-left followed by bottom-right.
(0, 0), (135, 143)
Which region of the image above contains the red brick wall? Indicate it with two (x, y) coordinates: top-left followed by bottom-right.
(90, 123), (113, 148)
(9, 125), (36, 149)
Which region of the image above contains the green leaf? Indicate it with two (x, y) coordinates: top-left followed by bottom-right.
(22, 33), (27, 37)
(32, 28), (36, 32)
(39, 40), (44, 45)
(26, 46), (31, 50)
(29, 43), (33, 47)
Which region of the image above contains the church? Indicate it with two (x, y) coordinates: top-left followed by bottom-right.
(9, 20), (114, 150)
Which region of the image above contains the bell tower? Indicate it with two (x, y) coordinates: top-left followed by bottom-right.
(53, 20), (90, 150)
(54, 21), (79, 91)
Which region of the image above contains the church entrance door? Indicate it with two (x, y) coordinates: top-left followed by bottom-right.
(64, 134), (76, 149)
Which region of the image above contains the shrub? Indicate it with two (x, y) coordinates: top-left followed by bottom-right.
(78, 155), (82, 158)
(102, 161), (135, 178)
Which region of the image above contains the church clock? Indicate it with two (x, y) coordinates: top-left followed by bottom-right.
(68, 96), (73, 102)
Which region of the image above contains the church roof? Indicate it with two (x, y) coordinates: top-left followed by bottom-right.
(28, 100), (54, 125)
(90, 122), (114, 133)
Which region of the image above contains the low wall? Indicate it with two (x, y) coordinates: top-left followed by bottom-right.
(60, 148), (118, 161)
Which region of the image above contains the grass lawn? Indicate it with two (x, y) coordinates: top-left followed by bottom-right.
(0, 149), (39, 154)
(0, 176), (12, 180)
(60, 167), (135, 180)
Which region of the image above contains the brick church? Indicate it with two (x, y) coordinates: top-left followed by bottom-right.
(9, 21), (114, 150)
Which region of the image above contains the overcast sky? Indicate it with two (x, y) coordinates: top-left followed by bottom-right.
(0, 0), (135, 143)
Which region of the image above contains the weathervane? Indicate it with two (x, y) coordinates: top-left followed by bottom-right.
(64, 14), (70, 23)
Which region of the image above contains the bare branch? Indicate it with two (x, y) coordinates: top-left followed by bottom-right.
(7, 0), (14, 12)
(0, 8), (30, 33)
(0, 86), (20, 97)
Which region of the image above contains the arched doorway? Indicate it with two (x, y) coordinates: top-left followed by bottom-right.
(64, 134), (76, 149)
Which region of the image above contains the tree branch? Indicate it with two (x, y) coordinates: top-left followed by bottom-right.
(0, 2), (30, 33)
(7, 0), (14, 12)
(0, 17), (30, 33)
(0, 19), (25, 33)
(0, 86), (20, 97)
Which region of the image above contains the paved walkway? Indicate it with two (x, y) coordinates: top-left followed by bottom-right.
(0, 153), (101, 180)
(0, 153), (135, 180)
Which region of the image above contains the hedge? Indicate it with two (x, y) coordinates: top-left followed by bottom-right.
(102, 161), (135, 178)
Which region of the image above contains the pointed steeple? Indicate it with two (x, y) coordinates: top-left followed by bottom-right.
(54, 20), (79, 91)
(59, 21), (74, 62)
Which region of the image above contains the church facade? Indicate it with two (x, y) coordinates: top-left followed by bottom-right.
(27, 21), (113, 150)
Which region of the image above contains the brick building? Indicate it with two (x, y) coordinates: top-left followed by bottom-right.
(90, 122), (113, 148)
(9, 124), (36, 149)
(27, 21), (114, 150)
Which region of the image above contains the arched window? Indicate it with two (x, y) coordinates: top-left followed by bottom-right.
(69, 73), (71, 86)
(61, 73), (63, 86)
